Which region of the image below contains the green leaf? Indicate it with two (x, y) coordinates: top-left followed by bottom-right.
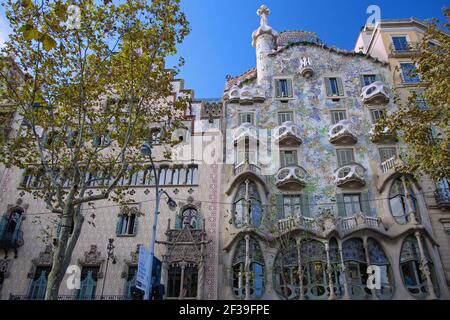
(42, 34), (57, 51)
(22, 23), (39, 40)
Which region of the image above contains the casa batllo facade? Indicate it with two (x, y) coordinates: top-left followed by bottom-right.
(0, 5), (449, 300)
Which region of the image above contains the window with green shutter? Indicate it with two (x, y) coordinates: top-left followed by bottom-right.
(275, 79), (293, 98)
(28, 267), (51, 300)
(330, 110), (347, 124)
(336, 148), (354, 167)
(343, 194), (362, 216)
(282, 195), (302, 218)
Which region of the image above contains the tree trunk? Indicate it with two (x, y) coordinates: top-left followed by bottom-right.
(45, 204), (84, 300)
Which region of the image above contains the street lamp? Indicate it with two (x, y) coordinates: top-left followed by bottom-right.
(140, 142), (177, 300)
(100, 238), (116, 300)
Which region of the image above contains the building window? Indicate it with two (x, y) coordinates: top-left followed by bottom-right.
(299, 240), (329, 299)
(0, 209), (24, 248)
(280, 150), (298, 167)
(412, 90), (428, 110)
(116, 214), (137, 236)
(175, 208), (202, 230)
(167, 263), (198, 298)
(232, 238), (265, 299)
(336, 148), (355, 167)
(272, 239), (300, 299)
(342, 238), (370, 299)
(379, 147), (397, 162)
(233, 181), (262, 228)
(325, 77), (344, 97)
(400, 235), (439, 299)
(370, 109), (386, 123)
(361, 74), (378, 86)
(367, 238), (394, 299)
(186, 166), (198, 185)
(389, 178), (420, 225)
(275, 79), (293, 98)
(158, 166), (168, 185)
(282, 195), (302, 219)
(92, 131), (111, 147)
(330, 110), (347, 125)
(124, 266), (137, 300)
(238, 113), (254, 125)
(149, 127), (162, 144)
(392, 36), (409, 51)
(28, 267), (51, 300)
(343, 194), (362, 216)
(278, 112), (293, 125)
(400, 63), (420, 83)
(78, 267), (99, 300)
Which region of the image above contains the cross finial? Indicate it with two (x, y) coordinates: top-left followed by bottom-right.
(257, 5), (270, 27)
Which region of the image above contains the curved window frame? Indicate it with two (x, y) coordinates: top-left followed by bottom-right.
(367, 238), (394, 300)
(342, 238), (370, 300)
(231, 238), (265, 299)
(388, 178), (420, 225)
(233, 181), (262, 228)
(175, 207), (202, 230)
(399, 235), (439, 299)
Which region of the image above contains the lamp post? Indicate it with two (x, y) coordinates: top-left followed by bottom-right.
(100, 238), (116, 300)
(140, 142), (177, 300)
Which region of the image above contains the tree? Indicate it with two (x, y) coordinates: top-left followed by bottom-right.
(0, 0), (190, 299)
(373, 8), (450, 181)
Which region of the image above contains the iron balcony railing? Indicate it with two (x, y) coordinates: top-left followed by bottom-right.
(389, 42), (420, 56)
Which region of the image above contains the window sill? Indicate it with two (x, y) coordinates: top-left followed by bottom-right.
(116, 234), (136, 238)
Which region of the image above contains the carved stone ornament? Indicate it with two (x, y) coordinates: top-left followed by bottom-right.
(27, 245), (53, 278)
(121, 244), (141, 278)
(78, 245), (105, 278)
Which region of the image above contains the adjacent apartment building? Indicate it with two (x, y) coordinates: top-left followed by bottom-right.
(0, 5), (448, 300)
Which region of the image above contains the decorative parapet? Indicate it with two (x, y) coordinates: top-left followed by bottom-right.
(334, 163), (366, 188)
(276, 165), (307, 190)
(273, 121), (302, 146)
(361, 81), (390, 105)
(328, 119), (357, 145)
(223, 85), (265, 104)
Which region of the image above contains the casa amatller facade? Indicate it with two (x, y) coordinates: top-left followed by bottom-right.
(0, 5), (449, 300)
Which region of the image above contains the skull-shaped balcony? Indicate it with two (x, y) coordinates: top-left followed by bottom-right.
(273, 121), (302, 146)
(328, 120), (357, 145)
(233, 123), (259, 145)
(334, 163), (366, 188)
(361, 81), (390, 105)
(276, 165), (307, 190)
(224, 85), (265, 104)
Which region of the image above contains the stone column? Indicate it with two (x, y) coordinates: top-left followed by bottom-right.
(414, 231), (437, 300)
(244, 234), (251, 300)
(296, 238), (305, 300)
(401, 176), (417, 224)
(338, 240), (351, 300)
(178, 262), (186, 300)
(362, 237), (378, 300)
(325, 241), (336, 300)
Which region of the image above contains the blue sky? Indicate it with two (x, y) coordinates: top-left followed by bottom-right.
(1, 1), (447, 98)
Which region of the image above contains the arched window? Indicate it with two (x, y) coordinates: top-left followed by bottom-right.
(232, 238), (264, 299)
(342, 238), (369, 299)
(273, 238), (299, 300)
(233, 181), (262, 228)
(367, 238), (394, 299)
(175, 208), (202, 230)
(300, 240), (328, 300)
(400, 235), (439, 299)
(389, 178), (420, 224)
